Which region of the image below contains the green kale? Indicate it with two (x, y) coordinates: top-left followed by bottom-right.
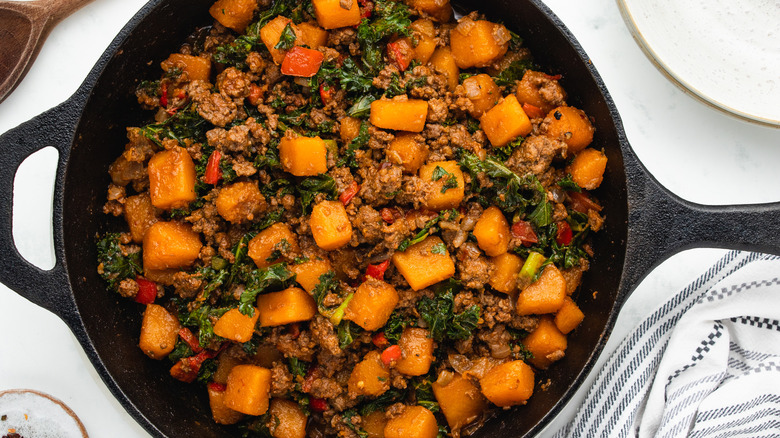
(413, 375), (440, 413)
(297, 174), (338, 214)
(239, 263), (296, 315)
(275, 23), (297, 50)
(358, 389), (406, 416)
(396, 209), (459, 252)
(417, 281), (481, 342)
(167, 340), (194, 362)
(341, 409), (369, 438)
(383, 312), (415, 343)
(139, 104), (209, 146)
(557, 174), (582, 192)
(179, 304), (231, 347)
(338, 121), (370, 168)
(356, 0), (412, 71)
(96, 233), (142, 291)
(431, 165), (459, 193)
(337, 320), (363, 349)
(253, 208), (285, 232)
(493, 59), (536, 87)
(288, 357), (308, 378)
(493, 136), (524, 162)
(213, 35), (262, 70)
(345, 95), (376, 118)
(197, 358), (218, 383)
(430, 242), (447, 254)
(311, 271), (340, 315)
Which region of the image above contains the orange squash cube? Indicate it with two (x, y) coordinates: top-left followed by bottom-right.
(143, 221), (202, 272)
(410, 19), (437, 64)
(479, 360), (535, 407)
(384, 405), (439, 438)
(161, 53), (212, 82)
(370, 97), (429, 132)
(489, 252), (523, 294)
(208, 385), (244, 425)
(288, 258), (332, 292)
(260, 16), (300, 64)
(522, 315), (567, 369)
(450, 18), (510, 68)
(297, 21), (329, 48)
(363, 411), (388, 438)
(213, 308), (260, 343)
(310, 200), (353, 251)
(312, 0), (362, 29)
(392, 236), (455, 291)
(340, 116), (362, 143)
(568, 148), (607, 190)
(124, 193), (159, 243)
(554, 296), (585, 334)
(279, 135), (328, 176)
(480, 94), (532, 147)
(247, 222), (300, 268)
(344, 278), (399, 331)
(515, 70), (567, 115)
(432, 373), (487, 433)
(516, 264), (567, 315)
(209, 0), (257, 32)
(543, 106), (595, 154)
(462, 74), (501, 118)
(403, 0), (452, 22)
(138, 304), (180, 360)
(215, 181), (266, 224)
(256, 287), (317, 327)
(395, 328), (434, 376)
(266, 398), (307, 438)
(386, 133), (429, 174)
(472, 206), (510, 256)
(224, 365), (272, 416)
(418, 161), (465, 210)
(428, 47), (459, 91)
(348, 351), (391, 397)
(147, 146), (197, 210)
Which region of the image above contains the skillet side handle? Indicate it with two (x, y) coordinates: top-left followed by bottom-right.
(620, 152), (780, 293)
(0, 101), (78, 325)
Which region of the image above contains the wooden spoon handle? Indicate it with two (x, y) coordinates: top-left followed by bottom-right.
(38, 0), (95, 25)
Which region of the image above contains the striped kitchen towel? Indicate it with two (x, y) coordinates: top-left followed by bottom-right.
(555, 250), (780, 437)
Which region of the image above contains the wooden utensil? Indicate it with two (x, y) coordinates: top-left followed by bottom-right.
(0, 0), (94, 104)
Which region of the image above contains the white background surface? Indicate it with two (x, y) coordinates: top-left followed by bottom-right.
(0, 0), (778, 437)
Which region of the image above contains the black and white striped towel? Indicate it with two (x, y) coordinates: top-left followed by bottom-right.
(555, 250), (780, 437)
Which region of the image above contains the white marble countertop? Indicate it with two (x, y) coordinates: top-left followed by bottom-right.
(0, 0), (778, 437)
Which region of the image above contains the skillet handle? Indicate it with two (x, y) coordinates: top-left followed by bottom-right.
(0, 100), (79, 326)
(619, 149), (780, 293)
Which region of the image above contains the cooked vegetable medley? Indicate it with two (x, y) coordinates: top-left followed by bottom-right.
(97, 0), (608, 435)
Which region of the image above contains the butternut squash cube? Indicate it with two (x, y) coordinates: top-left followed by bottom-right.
(516, 264), (567, 315)
(213, 308), (260, 343)
(310, 200), (353, 251)
(344, 278), (399, 331)
(515, 70), (567, 115)
(216, 181), (266, 224)
(472, 206), (510, 256)
(248, 222), (300, 268)
(480, 94), (532, 147)
(428, 47), (459, 91)
(432, 373), (487, 432)
(543, 106), (595, 154)
(289, 258), (332, 292)
(370, 97), (429, 132)
(260, 16), (300, 64)
(224, 365), (272, 416)
(312, 0), (362, 29)
(138, 304), (180, 360)
(554, 296), (585, 334)
(568, 148), (607, 190)
(450, 18), (511, 68)
(124, 193), (159, 243)
(403, 0), (452, 22)
(143, 221), (202, 272)
(410, 19), (437, 64)
(479, 360), (535, 407)
(208, 385), (244, 425)
(161, 53), (211, 82)
(386, 133), (429, 174)
(522, 315), (567, 369)
(297, 21), (329, 48)
(363, 411), (388, 438)
(395, 328), (434, 376)
(348, 351), (391, 397)
(279, 135), (328, 176)
(209, 0), (257, 32)
(340, 116), (362, 143)
(392, 236), (455, 291)
(147, 146), (197, 210)
(266, 398), (307, 438)
(384, 406), (439, 438)
(419, 161), (465, 210)
(489, 252), (523, 294)
(256, 287), (317, 327)
(462, 74), (501, 118)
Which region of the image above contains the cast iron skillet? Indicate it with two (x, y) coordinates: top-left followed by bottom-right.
(1, 0), (779, 436)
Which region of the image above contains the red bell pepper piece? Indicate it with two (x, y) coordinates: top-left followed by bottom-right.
(170, 349), (219, 383)
(310, 397), (328, 412)
(302, 366), (321, 393)
(159, 82), (168, 107)
(372, 332), (389, 349)
(135, 277), (157, 304)
(380, 344), (402, 367)
(178, 327), (203, 353)
(207, 382), (226, 392)
(556, 221), (573, 246)
(511, 220), (538, 246)
(365, 260), (390, 281)
(287, 322), (301, 340)
(319, 83), (334, 104)
(281, 47), (325, 77)
(568, 191), (602, 213)
(339, 180), (360, 205)
(204, 150), (222, 185)
(543, 73), (562, 81)
(247, 83), (263, 106)
(387, 39), (413, 71)
(522, 102), (545, 119)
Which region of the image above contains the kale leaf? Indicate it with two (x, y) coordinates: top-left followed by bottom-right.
(417, 281), (481, 342)
(239, 263), (296, 315)
(96, 233), (142, 292)
(297, 174), (338, 214)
